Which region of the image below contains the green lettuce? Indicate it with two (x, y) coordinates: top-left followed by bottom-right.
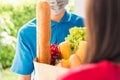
(65, 27), (86, 53)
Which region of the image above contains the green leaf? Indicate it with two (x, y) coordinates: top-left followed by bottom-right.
(65, 27), (86, 53)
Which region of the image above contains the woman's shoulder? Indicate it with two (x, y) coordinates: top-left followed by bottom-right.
(58, 61), (120, 80)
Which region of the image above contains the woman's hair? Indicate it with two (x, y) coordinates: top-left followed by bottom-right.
(83, 0), (120, 63)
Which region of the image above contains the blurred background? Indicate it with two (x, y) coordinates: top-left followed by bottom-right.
(0, 0), (76, 80)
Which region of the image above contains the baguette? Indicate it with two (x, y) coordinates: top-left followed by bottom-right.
(36, 1), (51, 64)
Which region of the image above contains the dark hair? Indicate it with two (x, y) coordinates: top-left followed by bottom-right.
(83, 0), (120, 63)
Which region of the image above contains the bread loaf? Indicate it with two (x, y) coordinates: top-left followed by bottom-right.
(36, 1), (51, 64)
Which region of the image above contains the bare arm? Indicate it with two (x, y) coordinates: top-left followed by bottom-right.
(18, 75), (31, 80)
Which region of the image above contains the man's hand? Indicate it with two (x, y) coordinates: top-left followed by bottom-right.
(18, 75), (31, 80)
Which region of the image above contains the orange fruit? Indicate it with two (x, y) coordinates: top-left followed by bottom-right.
(59, 41), (72, 59)
(75, 41), (87, 62)
(61, 59), (70, 68)
(69, 54), (81, 68)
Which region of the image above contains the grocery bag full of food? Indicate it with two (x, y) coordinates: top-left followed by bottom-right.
(34, 0), (87, 80)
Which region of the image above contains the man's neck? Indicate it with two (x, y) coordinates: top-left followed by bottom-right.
(51, 10), (65, 22)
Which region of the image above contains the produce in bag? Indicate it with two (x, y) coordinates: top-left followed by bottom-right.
(56, 27), (87, 68)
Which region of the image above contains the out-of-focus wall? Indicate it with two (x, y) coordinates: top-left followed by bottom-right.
(74, 0), (85, 17)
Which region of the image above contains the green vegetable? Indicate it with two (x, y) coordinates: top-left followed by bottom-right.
(65, 27), (86, 53)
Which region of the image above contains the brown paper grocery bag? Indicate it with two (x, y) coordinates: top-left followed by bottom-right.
(34, 58), (68, 80)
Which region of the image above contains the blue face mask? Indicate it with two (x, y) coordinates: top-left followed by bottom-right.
(48, 0), (68, 14)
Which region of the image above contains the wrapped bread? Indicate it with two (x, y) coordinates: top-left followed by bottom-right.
(36, 0), (51, 64)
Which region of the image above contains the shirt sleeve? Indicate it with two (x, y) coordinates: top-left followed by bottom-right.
(10, 29), (34, 75)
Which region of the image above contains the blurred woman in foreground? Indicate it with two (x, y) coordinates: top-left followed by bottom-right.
(57, 0), (120, 80)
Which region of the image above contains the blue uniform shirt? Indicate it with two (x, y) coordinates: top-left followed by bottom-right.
(11, 11), (84, 75)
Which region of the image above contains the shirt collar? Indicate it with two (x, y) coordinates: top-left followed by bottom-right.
(35, 10), (71, 26)
(51, 10), (71, 26)
(31, 18), (36, 24)
(60, 10), (71, 23)
(51, 20), (57, 27)
(34, 18), (55, 27)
